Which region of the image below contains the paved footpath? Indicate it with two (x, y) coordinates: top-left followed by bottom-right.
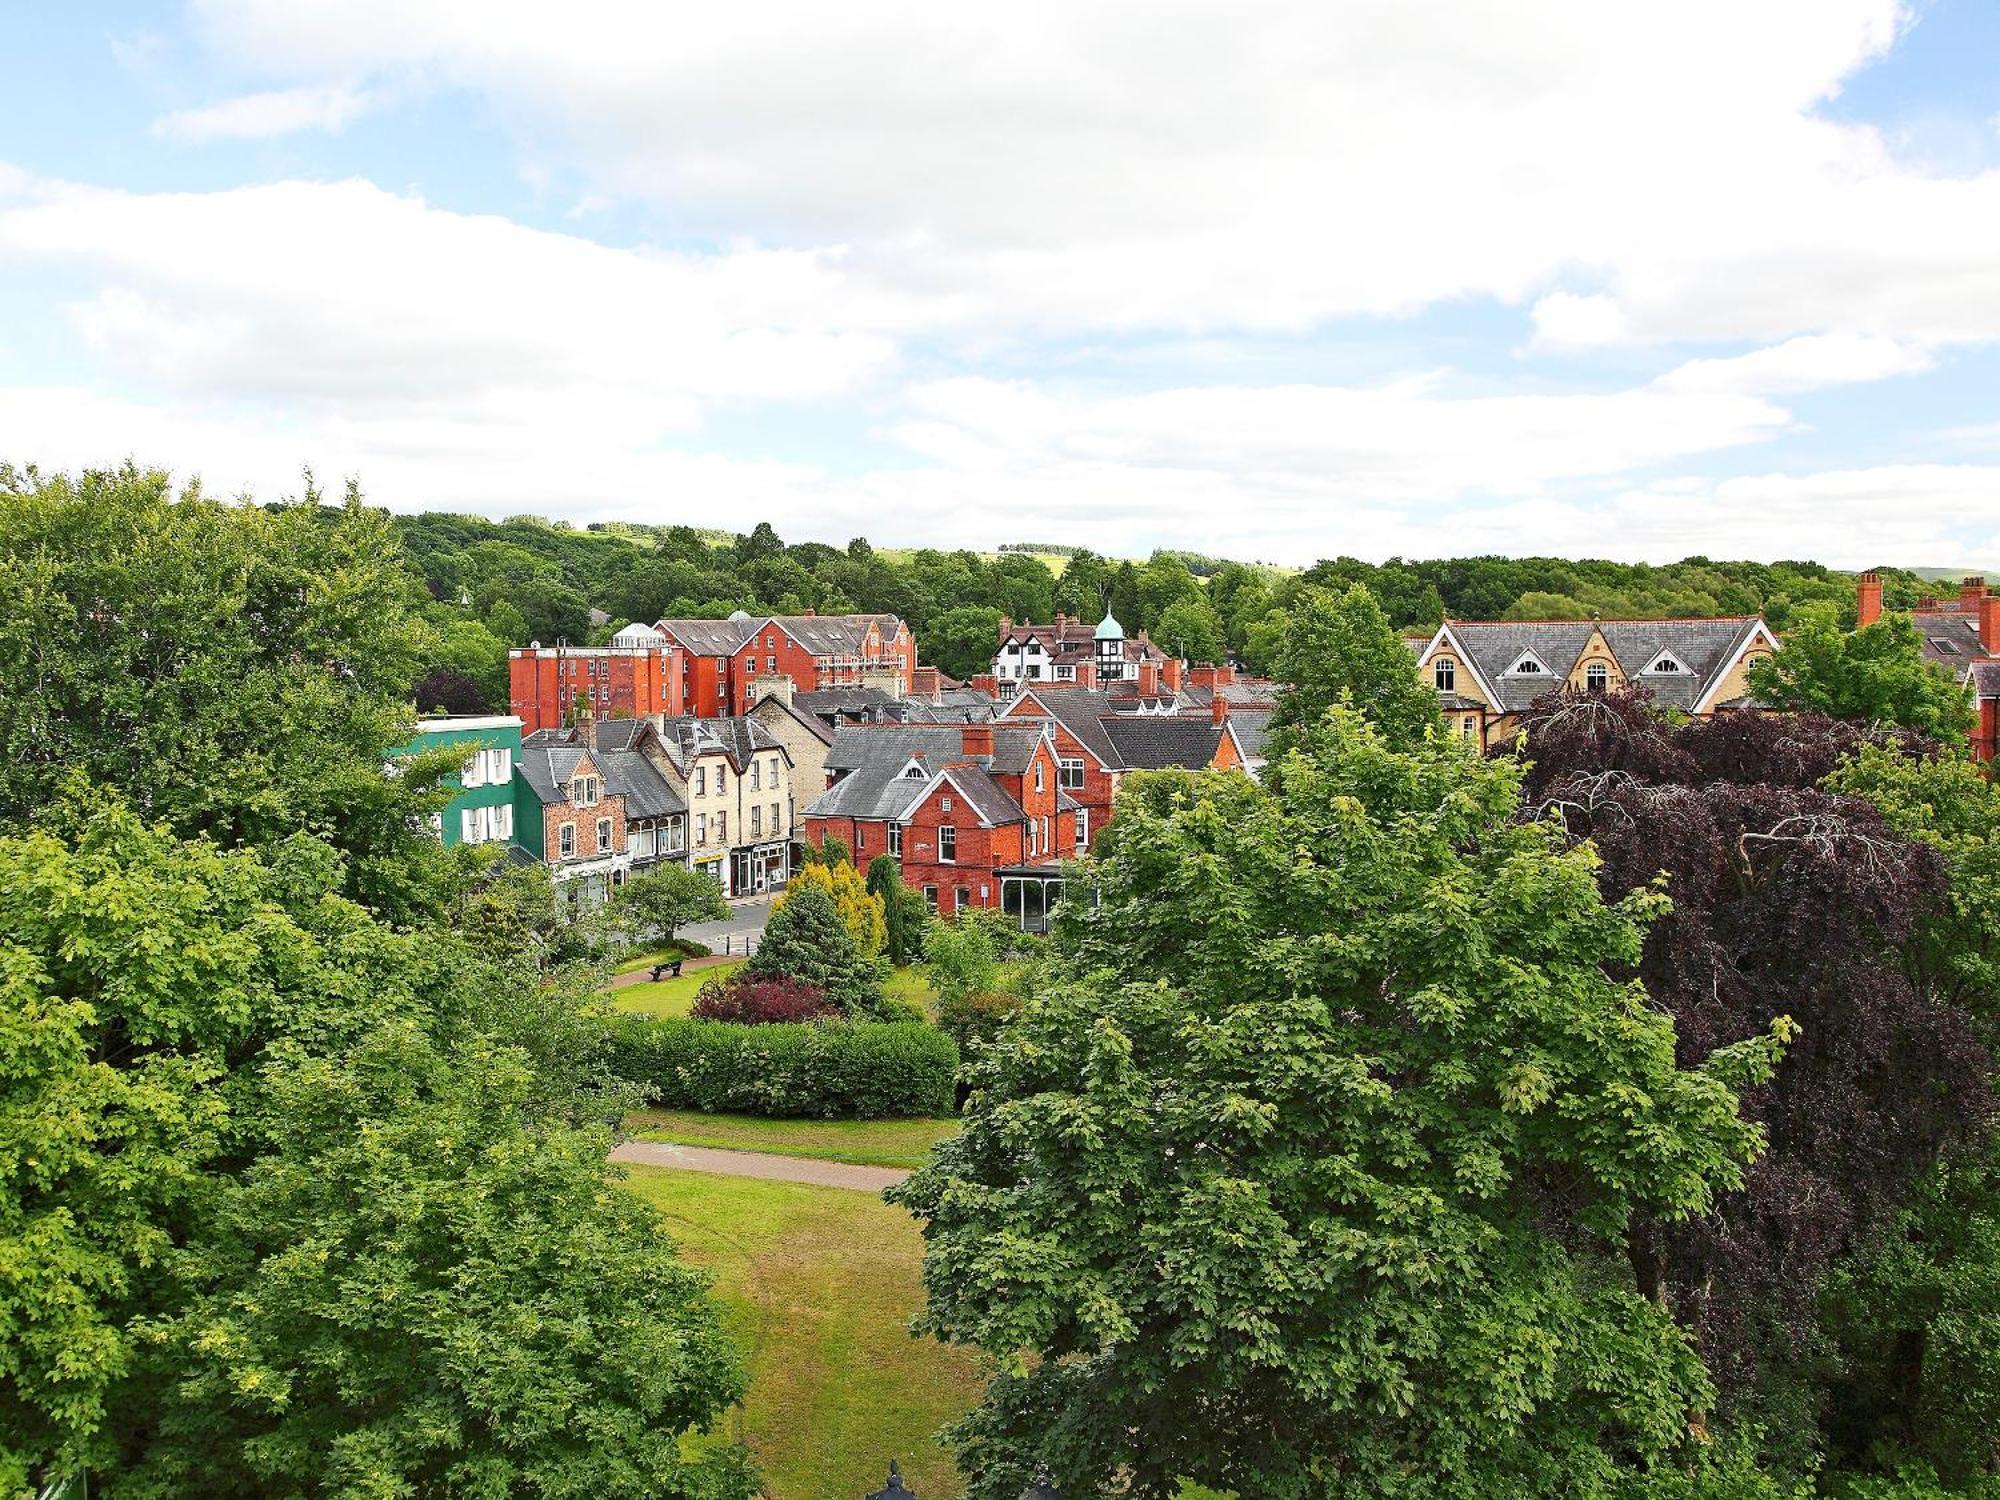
(604, 953), (736, 991)
(609, 1139), (910, 1192)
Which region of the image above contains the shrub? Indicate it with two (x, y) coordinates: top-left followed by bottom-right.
(689, 973), (837, 1025)
(606, 1017), (957, 1119)
(937, 989), (1021, 1053)
(747, 881), (883, 1014)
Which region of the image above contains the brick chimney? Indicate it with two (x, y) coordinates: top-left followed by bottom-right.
(1961, 576), (1988, 614)
(1162, 657), (1185, 692)
(961, 722), (995, 759)
(970, 672), (1001, 697)
(1138, 660), (1162, 696)
(1857, 570), (1883, 629)
(1917, 593), (1940, 611)
(1210, 694), (1229, 725)
(803, 607), (816, 617)
(576, 705), (597, 749)
(1983, 594), (2000, 655)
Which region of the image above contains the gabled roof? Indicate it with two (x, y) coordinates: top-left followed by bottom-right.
(771, 613), (903, 657)
(749, 692), (838, 745)
(921, 765), (1028, 827)
(1101, 717), (1228, 770)
(794, 686), (898, 717)
(517, 743), (596, 806)
(1424, 617), (1771, 713)
(594, 746), (686, 820)
(1004, 687), (1122, 767)
(653, 715), (787, 774)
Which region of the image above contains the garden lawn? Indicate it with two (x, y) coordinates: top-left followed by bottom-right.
(883, 964), (939, 1017)
(609, 959), (744, 1018)
(623, 1165), (983, 1500)
(625, 1109), (960, 1169)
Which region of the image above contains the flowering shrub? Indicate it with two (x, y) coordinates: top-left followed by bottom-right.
(689, 972), (838, 1025)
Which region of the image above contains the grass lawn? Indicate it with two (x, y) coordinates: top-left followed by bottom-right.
(624, 1165), (984, 1500)
(626, 1109), (961, 1169)
(883, 964), (939, 1017)
(608, 960), (744, 1018)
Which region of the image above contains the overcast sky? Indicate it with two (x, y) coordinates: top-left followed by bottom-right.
(5, 1), (2000, 566)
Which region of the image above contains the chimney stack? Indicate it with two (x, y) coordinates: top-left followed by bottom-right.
(753, 672), (794, 708)
(1961, 577), (1989, 615)
(1983, 594), (2000, 655)
(1857, 571), (1884, 629)
(961, 722), (995, 760)
(1138, 660), (1162, 696)
(1162, 657), (1185, 692)
(576, 706), (597, 749)
(1210, 693), (1229, 726)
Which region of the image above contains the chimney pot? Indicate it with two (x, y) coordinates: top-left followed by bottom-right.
(1857, 571), (1885, 629)
(1961, 577), (1988, 613)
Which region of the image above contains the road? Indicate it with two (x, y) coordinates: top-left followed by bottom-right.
(609, 1139), (909, 1192)
(682, 894), (774, 956)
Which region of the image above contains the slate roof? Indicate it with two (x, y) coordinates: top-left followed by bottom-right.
(517, 743), (587, 805)
(655, 617), (758, 655)
(807, 723), (1050, 822)
(1101, 717), (1227, 770)
(773, 613), (902, 656)
(653, 715), (786, 773)
(1433, 617), (1769, 713)
(1913, 610), (1999, 674)
(595, 747), (685, 820)
(1006, 688), (1122, 766)
(1227, 706), (1274, 762)
(794, 686), (899, 720)
(932, 766), (1029, 826)
(750, 693), (837, 745)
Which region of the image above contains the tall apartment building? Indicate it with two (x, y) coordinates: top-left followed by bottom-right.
(507, 622), (682, 735)
(655, 611), (915, 717)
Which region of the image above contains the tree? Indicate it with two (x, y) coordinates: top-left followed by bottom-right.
(747, 881), (882, 1014)
(614, 864), (729, 955)
(413, 666), (490, 715)
(1749, 604), (1977, 743)
(920, 909), (1001, 1005)
(893, 711), (1783, 1499)
(776, 860), (886, 961)
(925, 605), (1005, 681)
(1135, 553), (1200, 624)
(1151, 596), (1226, 665)
(1509, 692), (1998, 1473)
(1266, 583), (1443, 754)
(0, 808), (754, 1499)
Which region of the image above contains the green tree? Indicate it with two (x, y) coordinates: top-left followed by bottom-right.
(925, 605), (1005, 681)
(868, 854), (927, 967)
(1151, 596), (1227, 665)
(0, 809), (754, 1499)
(614, 864), (730, 956)
(1266, 583), (1443, 753)
(1749, 604), (1977, 743)
(920, 909), (1002, 1006)
(892, 712), (1784, 1499)
(746, 880), (882, 1014)
(1135, 553), (1200, 624)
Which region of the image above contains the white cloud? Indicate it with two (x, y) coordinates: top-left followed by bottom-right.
(1654, 334), (1935, 395)
(170, 0), (2000, 347)
(152, 82), (379, 142)
(0, 170), (896, 421)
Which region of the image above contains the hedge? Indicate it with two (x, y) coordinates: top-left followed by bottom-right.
(605, 1016), (957, 1119)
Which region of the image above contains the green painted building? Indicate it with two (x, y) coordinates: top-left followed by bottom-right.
(393, 714), (524, 848)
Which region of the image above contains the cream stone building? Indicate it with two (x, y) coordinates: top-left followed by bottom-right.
(1414, 616), (1780, 751)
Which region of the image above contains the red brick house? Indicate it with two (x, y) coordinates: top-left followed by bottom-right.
(999, 687), (1253, 852)
(657, 611), (917, 716)
(802, 721), (1077, 929)
(1859, 571), (2000, 761)
(507, 623), (682, 735)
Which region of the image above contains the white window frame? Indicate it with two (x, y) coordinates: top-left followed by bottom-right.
(889, 822), (903, 855)
(938, 825), (957, 864)
(1075, 808), (1089, 849)
(558, 822), (576, 858)
(1433, 658), (1456, 692)
(1059, 758), (1086, 790)
(596, 817), (612, 853)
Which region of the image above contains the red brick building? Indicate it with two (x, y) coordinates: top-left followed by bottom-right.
(999, 686), (1253, 852)
(990, 610), (1180, 691)
(507, 623), (682, 735)
(657, 611), (916, 717)
(802, 721), (1076, 928)
(1859, 571), (2000, 761)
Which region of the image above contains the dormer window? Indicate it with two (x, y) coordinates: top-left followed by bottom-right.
(1504, 651), (1550, 677)
(899, 757), (927, 779)
(1643, 651), (1687, 675)
(1434, 658), (1456, 692)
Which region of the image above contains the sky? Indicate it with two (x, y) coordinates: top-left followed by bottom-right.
(3, 1), (1999, 567)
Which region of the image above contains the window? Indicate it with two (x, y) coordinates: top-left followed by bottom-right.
(770, 801), (780, 836)
(695, 812), (708, 846)
(1034, 761), (1044, 792)
(1506, 654), (1546, 676)
(1056, 664), (1075, 680)
(574, 774), (599, 807)
(1434, 658), (1456, 692)
(1059, 758), (1086, 790)
(667, 816), (685, 851)
(751, 805), (762, 837)
(955, 886), (971, 912)
(1461, 715), (1478, 738)
(596, 818), (612, 853)
(769, 756), (780, 783)
(750, 760), (761, 791)
(1585, 662), (1608, 692)
(941, 795), (953, 812)
(1027, 820), (1037, 858)
(766, 633), (775, 648)
(766, 655), (776, 672)
(716, 811), (727, 842)
(938, 826), (957, 863)
(1647, 654), (1686, 675)
(922, 885), (938, 911)
(693, 767), (706, 795)
(1043, 815), (1051, 852)
(889, 822), (903, 856)
(461, 807), (480, 842)
(558, 822), (576, 858)
(1076, 809), (1089, 849)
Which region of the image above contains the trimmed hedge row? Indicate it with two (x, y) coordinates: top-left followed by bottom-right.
(605, 1016), (957, 1119)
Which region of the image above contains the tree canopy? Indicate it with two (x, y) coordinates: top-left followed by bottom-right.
(894, 711), (1784, 1498)
(1748, 605), (1977, 743)
(1265, 583), (1444, 753)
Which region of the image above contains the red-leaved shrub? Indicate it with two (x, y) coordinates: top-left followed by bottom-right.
(689, 973), (838, 1025)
